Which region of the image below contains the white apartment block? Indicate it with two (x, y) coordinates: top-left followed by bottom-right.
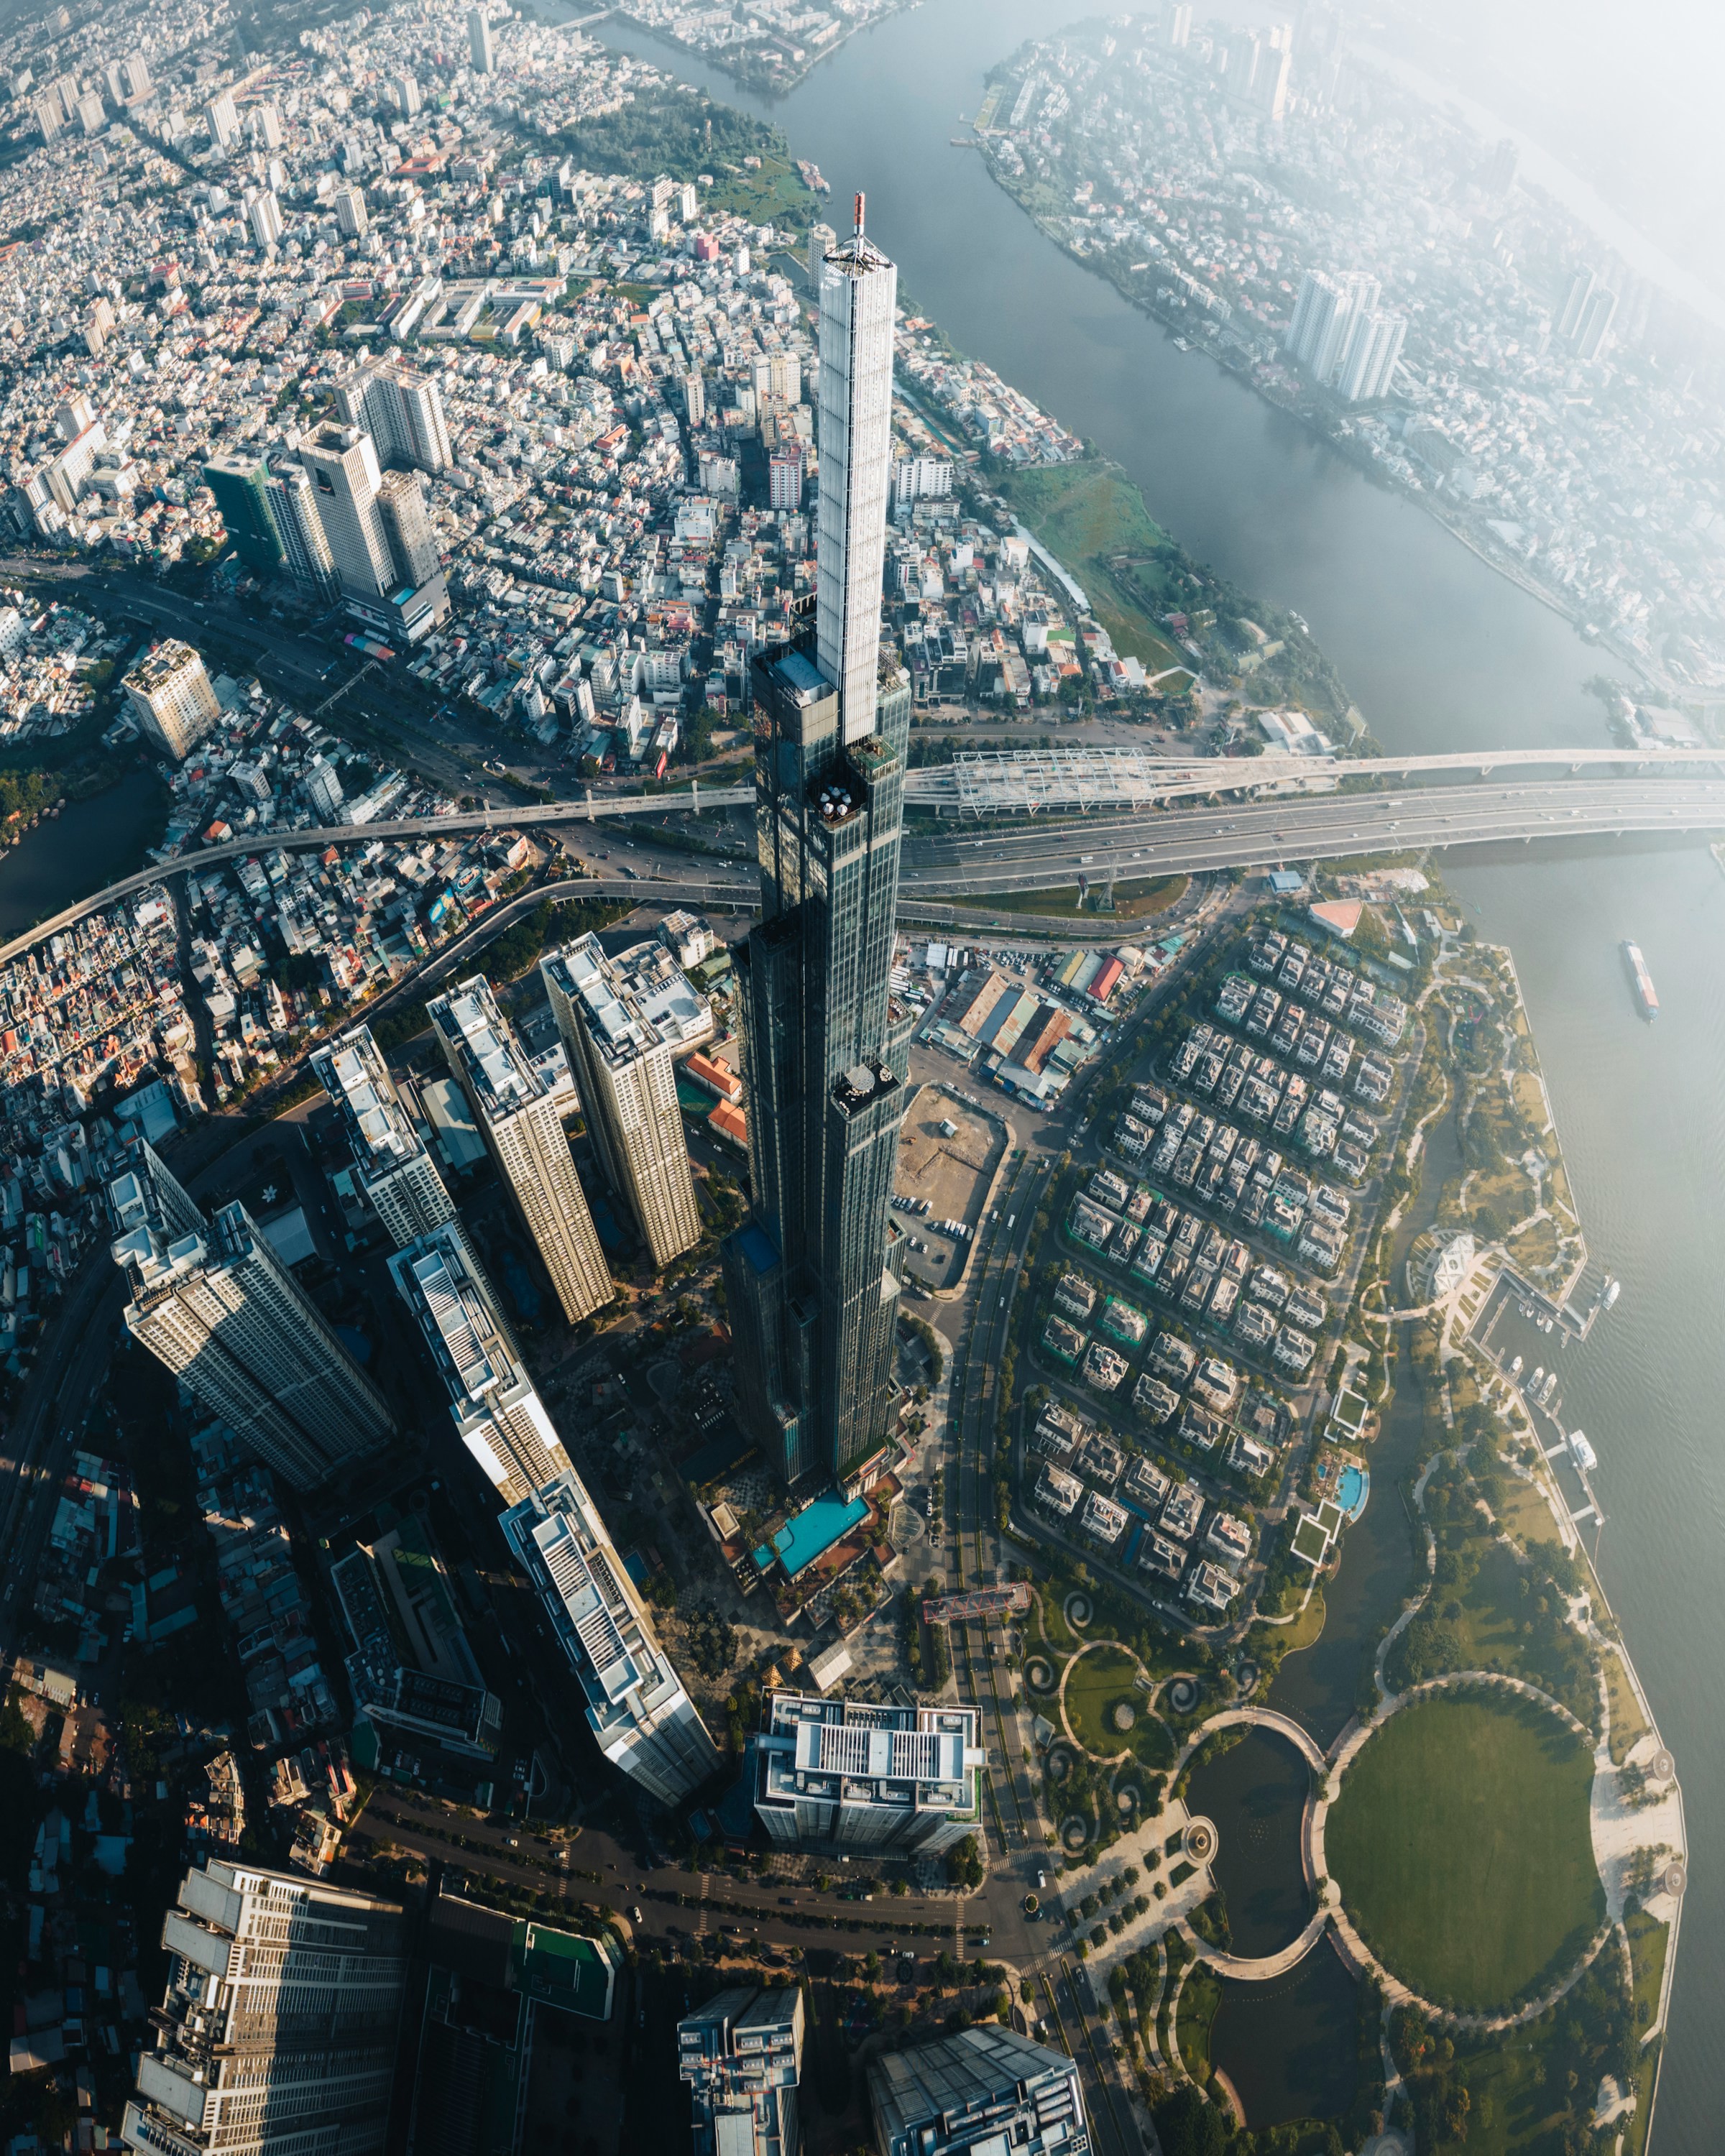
(311, 1024), (458, 1248)
(542, 935), (702, 1270)
(122, 640), (220, 760)
(297, 422), (396, 599)
(389, 1224), (574, 1504)
(111, 1193), (393, 1491)
(429, 976), (612, 1323)
(336, 359), (454, 474)
(122, 1862), (406, 2156)
(754, 1694), (985, 1856)
(502, 1470), (719, 1804)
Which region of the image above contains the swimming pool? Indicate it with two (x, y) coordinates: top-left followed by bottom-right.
(1336, 1465), (1370, 1520)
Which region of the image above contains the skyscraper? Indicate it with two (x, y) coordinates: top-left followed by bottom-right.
(754, 1693), (985, 1853)
(121, 1862), (407, 2156)
(501, 1470), (719, 1802)
(336, 360), (454, 474)
(868, 2028), (1090, 2156)
(311, 1023), (459, 1248)
(111, 1192), (394, 1490)
(722, 200), (912, 1493)
(428, 976), (613, 1324)
(468, 5), (497, 73)
(542, 934), (703, 1269)
(244, 187), (283, 250)
(297, 423), (396, 599)
(1336, 308), (1407, 402)
(107, 1134), (203, 1245)
(678, 1988), (804, 2156)
(204, 89), (239, 151)
(377, 466), (441, 587)
(122, 640), (221, 760)
(389, 1223), (576, 1503)
(1284, 269), (1380, 387)
(334, 184), (369, 237)
(203, 452), (286, 577)
(267, 461), (340, 599)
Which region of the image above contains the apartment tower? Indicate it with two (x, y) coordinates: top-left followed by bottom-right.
(296, 423), (396, 599)
(428, 976), (612, 1323)
(310, 1023), (459, 1248)
(122, 640), (221, 760)
(110, 1189), (394, 1490)
(721, 196), (912, 1491)
(121, 1862), (406, 2156)
(542, 934), (702, 1269)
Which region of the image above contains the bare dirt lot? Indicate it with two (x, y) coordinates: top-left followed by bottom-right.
(894, 1087), (1006, 1289)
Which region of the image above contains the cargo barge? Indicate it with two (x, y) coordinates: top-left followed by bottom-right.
(1622, 939), (1658, 1020)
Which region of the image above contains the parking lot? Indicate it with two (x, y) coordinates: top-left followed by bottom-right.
(892, 1086), (1006, 1289)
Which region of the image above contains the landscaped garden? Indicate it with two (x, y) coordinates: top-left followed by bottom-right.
(1327, 1689), (1604, 2013)
(1063, 1643), (1175, 1770)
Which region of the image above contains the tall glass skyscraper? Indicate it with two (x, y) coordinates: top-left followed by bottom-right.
(722, 201), (912, 1494)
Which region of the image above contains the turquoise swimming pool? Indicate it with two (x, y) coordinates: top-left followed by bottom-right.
(1337, 1464), (1370, 1519)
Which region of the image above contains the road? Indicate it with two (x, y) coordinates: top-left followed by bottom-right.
(9, 770), (1725, 965)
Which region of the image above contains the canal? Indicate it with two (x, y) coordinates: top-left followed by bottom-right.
(0, 772), (167, 941)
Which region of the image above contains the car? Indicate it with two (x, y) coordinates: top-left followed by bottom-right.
(630, 1904), (644, 1922)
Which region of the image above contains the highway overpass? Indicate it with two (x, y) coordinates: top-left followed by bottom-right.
(6, 767), (1725, 966)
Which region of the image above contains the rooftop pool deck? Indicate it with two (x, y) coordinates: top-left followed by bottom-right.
(753, 1488), (869, 1580)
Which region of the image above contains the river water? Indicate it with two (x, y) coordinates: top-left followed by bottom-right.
(559, 2), (1724, 2138)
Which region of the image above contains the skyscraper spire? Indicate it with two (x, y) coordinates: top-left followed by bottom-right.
(722, 200), (912, 1494)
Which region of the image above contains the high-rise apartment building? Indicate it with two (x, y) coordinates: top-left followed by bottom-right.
(429, 977), (613, 1323)
(768, 445), (805, 512)
(122, 640), (221, 760)
(336, 359), (454, 474)
(377, 466), (441, 588)
(892, 456), (952, 513)
(334, 184), (369, 237)
(1336, 308), (1407, 402)
(204, 90), (239, 150)
(393, 73), (420, 116)
(121, 1862), (407, 2156)
(390, 1223), (575, 1503)
(868, 2028), (1090, 2156)
(111, 1189), (394, 1490)
(203, 452), (285, 577)
(542, 935), (702, 1269)
(502, 1469), (719, 1801)
(677, 1987), (804, 2156)
(753, 1693), (984, 1853)
(1556, 268), (1594, 342)
(107, 1134), (203, 1247)
(468, 6), (497, 72)
(1574, 285), (1619, 361)
(298, 423), (396, 599)
(244, 188), (283, 250)
(305, 755), (344, 820)
(722, 201), (912, 1491)
(267, 462), (340, 598)
(1284, 269), (1380, 388)
(312, 1023), (459, 1248)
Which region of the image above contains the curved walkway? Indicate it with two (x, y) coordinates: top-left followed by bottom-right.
(1056, 1636), (1170, 1766)
(1179, 1905), (1332, 1982)
(1172, 1703), (1329, 1780)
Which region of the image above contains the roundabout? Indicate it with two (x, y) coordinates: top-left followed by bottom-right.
(1321, 1685), (1606, 2014)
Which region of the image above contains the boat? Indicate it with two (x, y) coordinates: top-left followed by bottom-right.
(1622, 939), (1659, 1019)
(1507, 1354), (1522, 1379)
(1601, 1277), (1622, 1312)
(1172, 336), (1191, 351)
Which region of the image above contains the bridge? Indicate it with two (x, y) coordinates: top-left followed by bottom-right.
(6, 749), (1725, 967)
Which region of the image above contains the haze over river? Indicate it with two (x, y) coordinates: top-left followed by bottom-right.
(561, 0), (1725, 2137)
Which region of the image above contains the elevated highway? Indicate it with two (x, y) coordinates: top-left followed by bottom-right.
(6, 767), (1725, 966)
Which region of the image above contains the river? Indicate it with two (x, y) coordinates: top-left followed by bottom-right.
(0, 774), (167, 941)
(557, 1), (1724, 2139)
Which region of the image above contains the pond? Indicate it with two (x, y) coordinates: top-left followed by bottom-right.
(1210, 1937), (1360, 2132)
(1182, 1725), (1312, 1960)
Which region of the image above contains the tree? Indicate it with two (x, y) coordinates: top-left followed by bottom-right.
(1153, 2085), (1225, 2156)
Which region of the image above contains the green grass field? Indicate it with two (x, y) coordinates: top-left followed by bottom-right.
(1327, 1691), (1604, 2012)
(1064, 1644), (1173, 1768)
(996, 462), (1192, 679)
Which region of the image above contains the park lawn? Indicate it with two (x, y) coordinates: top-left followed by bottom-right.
(1492, 1472), (1565, 1551)
(1327, 1690), (1604, 2013)
(1065, 1644), (1164, 1764)
(1626, 1907), (1669, 2038)
(995, 462), (1191, 676)
(1604, 1649), (1651, 1765)
(1249, 1585), (1328, 1662)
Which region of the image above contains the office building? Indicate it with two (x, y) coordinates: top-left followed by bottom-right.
(244, 188), (283, 251)
(377, 466), (441, 588)
(298, 423), (396, 600)
(111, 1189), (394, 1491)
(203, 451), (285, 576)
(390, 1223), (575, 1503)
(678, 1987), (804, 2156)
(806, 222), (835, 283)
(204, 89), (239, 150)
(268, 461), (340, 598)
(122, 640), (221, 760)
(121, 1862), (407, 2156)
(336, 358), (453, 473)
(331, 1514), (502, 1761)
(429, 976), (612, 1324)
(753, 1694), (984, 1854)
(502, 1470), (719, 1802)
(543, 934), (702, 1268)
(1575, 284), (1619, 361)
(722, 200), (912, 1491)
(468, 6), (497, 72)
(892, 456), (952, 513)
(312, 1024), (459, 1248)
(334, 184), (369, 237)
(868, 2027), (1090, 2156)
